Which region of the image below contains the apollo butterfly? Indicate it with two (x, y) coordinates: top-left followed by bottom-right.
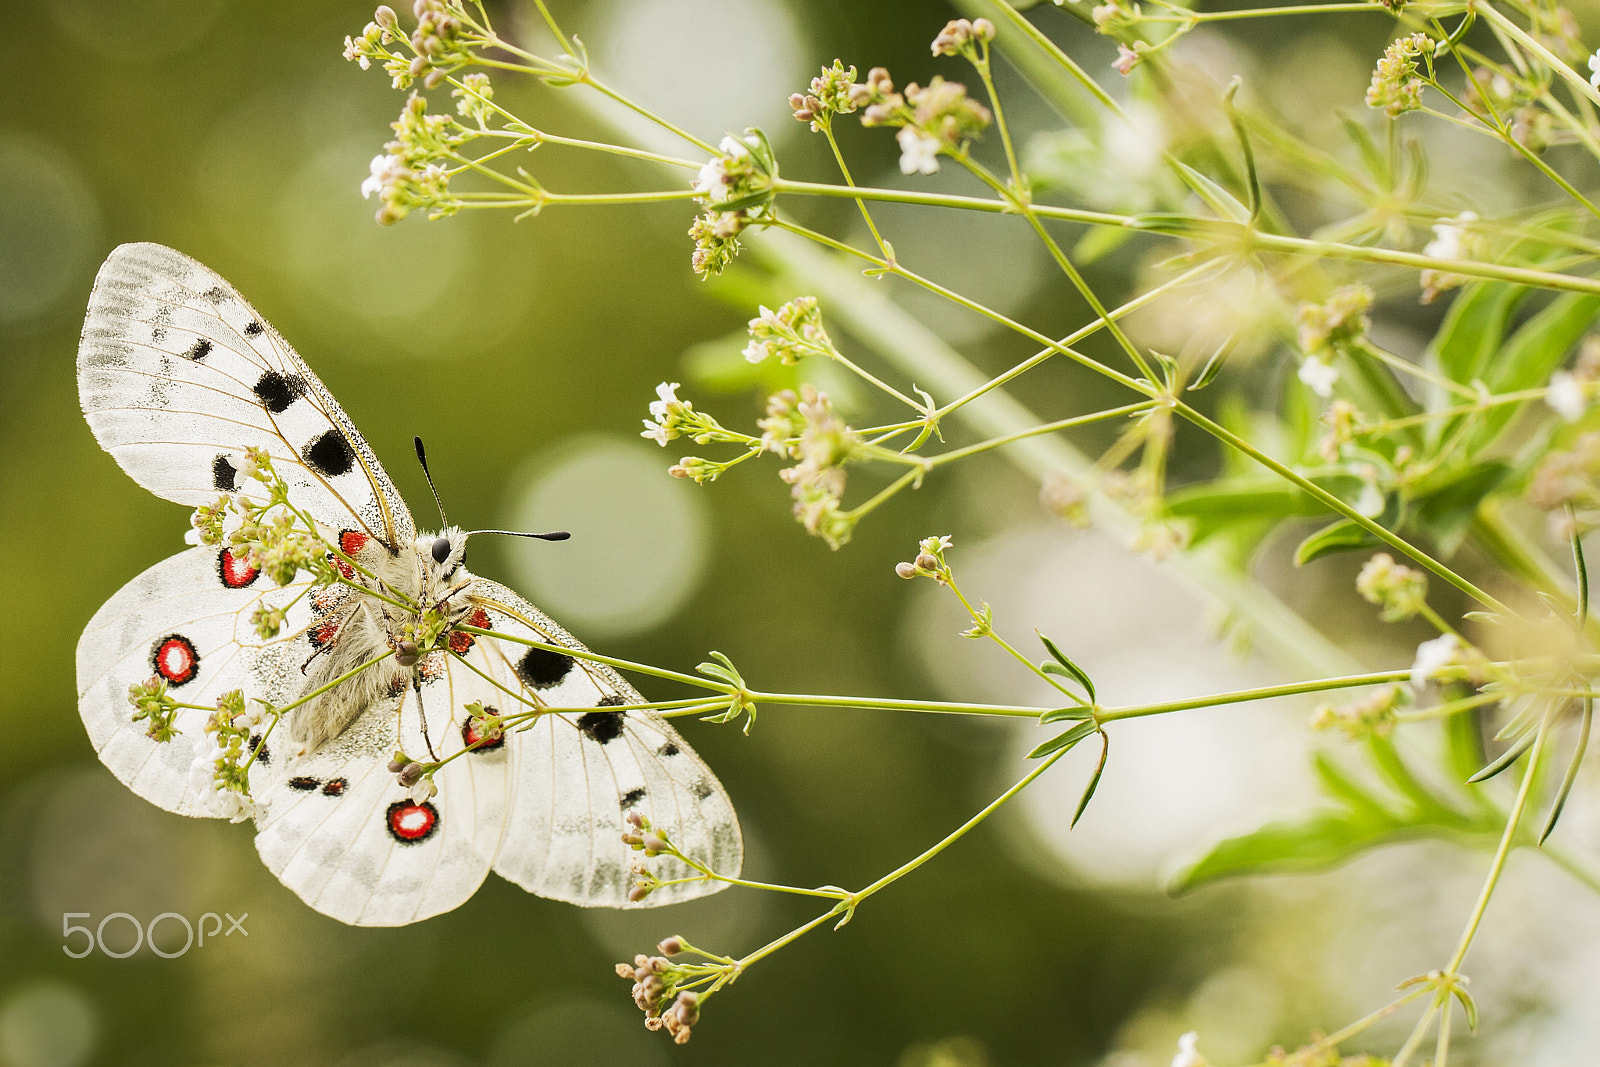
(76, 243), (741, 926)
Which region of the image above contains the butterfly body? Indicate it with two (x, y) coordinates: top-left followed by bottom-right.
(77, 243), (740, 926)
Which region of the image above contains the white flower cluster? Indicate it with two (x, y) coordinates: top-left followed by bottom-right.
(187, 699), (271, 824)
(641, 382), (691, 446)
(692, 135), (755, 205)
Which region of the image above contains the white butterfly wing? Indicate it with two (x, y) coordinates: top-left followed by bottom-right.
(250, 643), (511, 926)
(463, 580), (743, 907)
(76, 545), (312, 817)
(78, 242), (414, 546)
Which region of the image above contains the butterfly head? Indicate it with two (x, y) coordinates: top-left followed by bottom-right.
(419, 525), (469, 581)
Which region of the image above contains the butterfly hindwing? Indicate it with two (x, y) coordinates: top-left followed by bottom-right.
(463, 581), (743, 908)
(76, 545), (313, 817)
(250, 644), (511, 926)
(78, 242), (414, 546)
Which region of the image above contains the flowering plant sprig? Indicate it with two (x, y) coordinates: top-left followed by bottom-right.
(331, 0), (1600, 1057)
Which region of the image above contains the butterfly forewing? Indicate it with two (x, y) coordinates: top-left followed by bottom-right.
(465, 581), (743, 907)
(78, 242), (413, 547)
(76, 545), (314, 816)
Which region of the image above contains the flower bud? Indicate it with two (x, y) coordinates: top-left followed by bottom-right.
(374, 5), (398, 29)
(915, 553), (940, 571)
(615, 962), (636, 979)
(972, 17), (995, 40)
(658, 936), (686, 956)
(628, 884), (652, 903)
(895, 561), (917, 579)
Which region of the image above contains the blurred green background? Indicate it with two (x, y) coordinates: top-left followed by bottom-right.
(5, 1), (1599, 1065)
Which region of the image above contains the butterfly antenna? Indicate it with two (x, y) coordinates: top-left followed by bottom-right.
(413, 436), (448, 528)
(466, 528), (572, 542)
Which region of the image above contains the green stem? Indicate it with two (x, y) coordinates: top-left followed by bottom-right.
(1474, 2), (1600, 109)
(1100, 668), (1424, 721)
(1443, 714), (1550, 975)
(849, 743), (1074, 902)
(1173, 400), (1511, 614)
(928, 402), (1156, 466)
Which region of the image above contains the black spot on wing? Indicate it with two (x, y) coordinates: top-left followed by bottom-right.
(212, 454), (237, 492)
(597, 694), (627, 708)
(302, 430), (355, 477)
(689, 778), (714, 801)
(288, 776), (320, 791)
(515, 647), (573, 690)
(201, 286), (228, 304)
(658, 742), (679, 758)
(185, 338), (212, 361)
(322, 778), (348, 796)
(576, 711), (624, 745)
(247, 734), (270, 766)
(620, 786), (647, 808)
(244, 320), (263, 336)
(253, 370), (305, 413)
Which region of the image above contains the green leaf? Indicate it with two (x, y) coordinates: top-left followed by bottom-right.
(1430, 281), (1523, 388)
(1366, 734), (1464, 825)
(1467, 728), (1536, 782)
(1474, 292), (1600, 448)
(1072, 223), (1134, 264)
(1038, 705), (1095, 724)
(1071, 732), (1109, 828)
(1443, 693), (1489, 784)
(1454, 984), (1480, 1032)
(1167, 160), (1251, 223)
(1337, 111), (1388, 187)
(1539, 696), (1591, 844)
(1293, 518), (1377, 565)
(1410, 461), (1512, 555)
(1036, 631), (1094, 702)
(1167, 808), (1398, 893)
(1165, 479), (1322, 546)
(1312, 751), (1398, 821)
(1027, 719), (1096, 760)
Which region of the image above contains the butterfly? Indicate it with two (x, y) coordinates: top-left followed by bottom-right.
(76, 242), (741, 926)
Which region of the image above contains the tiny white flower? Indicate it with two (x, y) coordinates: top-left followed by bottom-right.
(1171, 1031), (1206, 1067)
(1298, 357), (1339, 398)
(1424, 211), (1478, 260)
(361, 153), (407, 200)
(1410, 633), (1460, 690)
(1356, 481), (1385, 517)
(1589, 50), (1600, 91)
(1547, 370), (1587, 422)
(642, 382), (686, 446)
(407, 776), (438, 803)
(649, 381), (682, 419)
(896, 127), (942, 176)
(693, 157), (728, 202)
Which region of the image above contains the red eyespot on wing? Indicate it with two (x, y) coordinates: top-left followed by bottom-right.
(217, 548), (259, 589)
(321, 777), (348, 797)
(309, 618), (341, 649)
(385, 800), (439, 843)
(461, 708), (505, 752)
(447, 608), (492, 655)
(339, 530), (370, 556)
(331, 555), (355, 580)
(151, 635), (200, 686)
